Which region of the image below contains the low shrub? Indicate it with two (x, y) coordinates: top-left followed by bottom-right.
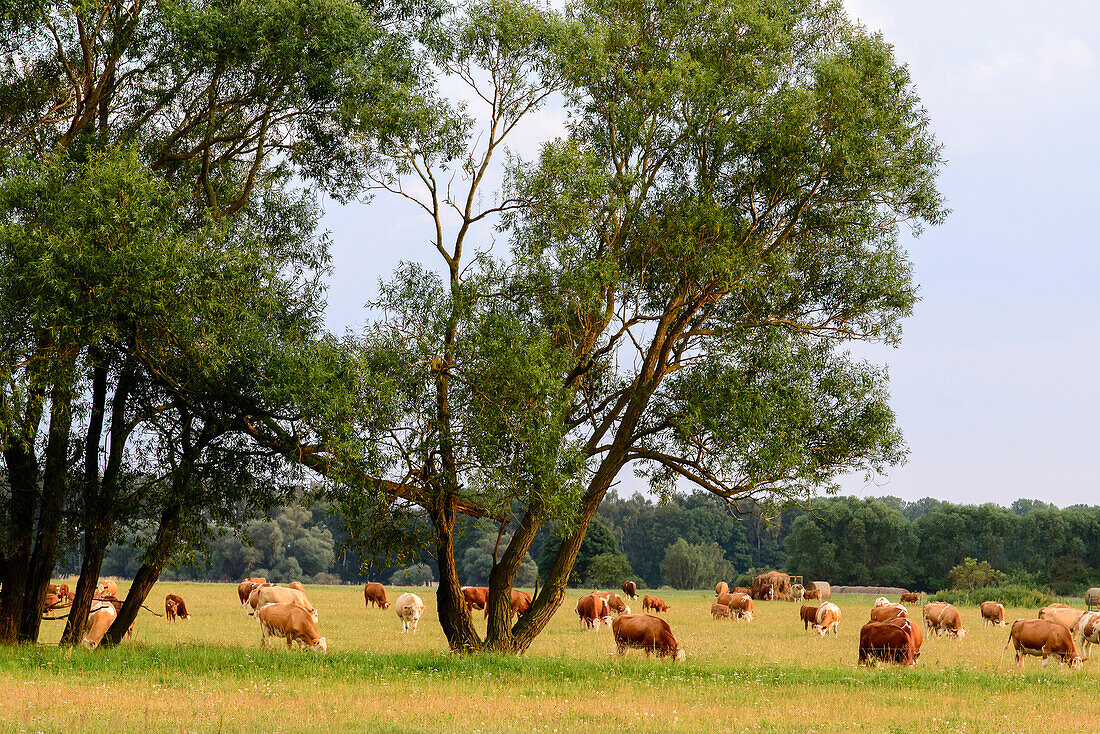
(926, 584), (1054, 608)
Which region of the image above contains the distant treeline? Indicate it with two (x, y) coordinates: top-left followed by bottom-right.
(74, 493), (1100, 595)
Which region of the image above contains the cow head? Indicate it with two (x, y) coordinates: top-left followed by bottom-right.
(739, 610), (753, 623)
(309, 637), (327, 654)
(673, 647), (686, 663)
(874, 597), (890, 607)
(1066, 653), (1082, 670)
(813, 624), (828, 637)
(946, 627), (966, 639)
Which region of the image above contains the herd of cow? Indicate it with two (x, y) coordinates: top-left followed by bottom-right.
(43, 575), (1100, 669)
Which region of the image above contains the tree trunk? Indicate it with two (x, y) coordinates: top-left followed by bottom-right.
(0, 440), (43, 644)
(432, 492), (482, 651)
(483, 501), (543, 653)
(60, 523), (111, 645)
(104, 501), (182, 645)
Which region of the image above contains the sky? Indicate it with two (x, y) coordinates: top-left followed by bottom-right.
(317, 2), (1100, 509)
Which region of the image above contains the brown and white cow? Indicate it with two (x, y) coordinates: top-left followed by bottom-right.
(394, 592), (425, 633)
(800, 604), (819, 631)
(593, 591), (629, 616)
(364, 582), (390, 610)
(858, 618), (921, 666)
(642, 595), (669, 613)
(728, 592), (753, 622)
(923, 602), (965, 638)
(288, 581), (305, 592)
(814, 602), (841, 636)
(621, 581), (638, 600)
(1039, 604), (1086, 634)
(715, 581), (729, 597)
(1077, 611), (1100, 660)
(257, 602), (327, 652)
(873, 597), (891, 608)
(1005, 618), (1081, 669)
(238, 580), (273, 607)
(489, 589), (533, 619)
(462, 586), (489, 612)
(165, 593), (190, 621)
(711, 603), (731, 620)
(81, 601), (118, 650)
(754, 580), (775, 601)
(612, 614), (685, 662)
(869, 603), (909, 623)
(251, 586), (318, 623)
(980, 601), (1006, 627)
(575, 593), (612, 630)
(97, 580), (119, 597)
(900, 592), (922, 604)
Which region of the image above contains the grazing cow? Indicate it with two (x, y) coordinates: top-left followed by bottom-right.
(858, 618), (921, 666)
(245, 577), (267, 584)
(611, 614), (685, 662)
(622, 581), (638, 600)
(594, 591), (630, 616)
(873, 597), (890, 608)
(711, 603), (731, 620)
(733, 586), (751, 595)
(923, 602), (966, 638)
(980, 601), (1006, 627)
(716, 592), (735, 607)
(790, 584), (805, 603)
(81, 601), (118, 650)
(870, 604), (909, 623)
(395, 592), (425, 633)
(575, 594), (612, 630)
(728, 593), (754, 622)
(814, 602), (841, 636)
(251, 586), (318, 623)
(257, 602), (327, 652)
(642, 595), (669, 613)
(165, 593), (190, 621)
(1039, 604), (1086, 633)
(715, 582), (729, 597)
(238, 581), (257, 606)
(804, 589), (821, 601)
(900, 592), (922, 604)
(486, 589), (533, 619)
(1077, 611), (1100, 660)
(288, 581), (305, 592)
(364, 582), (390, 610)
(462, 586), (489, 612)
(97, 580), (118, 597)
(1005, 618), (1081, 669)
(800, 604), (819, 631)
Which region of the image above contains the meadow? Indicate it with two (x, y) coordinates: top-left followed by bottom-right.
(1, 582), (1097, 733)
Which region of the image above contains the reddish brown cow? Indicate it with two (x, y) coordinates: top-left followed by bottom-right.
(923, 602), (966, 638)
(612, 614), (685, 662)
(257, 602), (327, 653)
(1005, 618), (1081, 669)
(800, 604), (819, 631)
(804, 589), (821, 601)
(859, 619), (919, 666)
(716, 592), (735, 607)
(870, 604), (909, 623)
(462, 586), (489, 612)
(622, 581), (638, 600)
(165, 593), (190, 621)
(42, 593), (61, 614)
(288, 581), (305, 592)
(364, 582), (390, 610)
(733, 586), (751, 595)
(711, 603), (731, 620)
(715, 582), (729, 597)
(593, 591), (629, 615)
(58, 584), (70, 602)
(900, 592), (922, 604)
(980, 601), (1006, 627)
(575, 593), (611, 630)
(488, 589), (532, 618)
(753, 580), (774, 601)
(245, 577), (267, 584)
(642, 595), (669, 613)
(728, 593), (753, 622)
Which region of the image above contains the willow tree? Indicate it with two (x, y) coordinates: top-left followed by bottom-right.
(340, 0), (945, 653)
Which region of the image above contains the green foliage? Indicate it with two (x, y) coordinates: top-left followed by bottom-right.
(538, 518), (622, 586)
(926, 585), (1055, 609)
(389, 563), (435, 586)
(461, 533), (539, 587)
(948, 558), (1007, 590)
(662, 539), (735, 591)
(584, 553), (634, 589)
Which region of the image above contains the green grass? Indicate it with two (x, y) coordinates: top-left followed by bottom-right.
(2, 582), (1098, 732)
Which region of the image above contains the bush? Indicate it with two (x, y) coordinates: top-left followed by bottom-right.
(948, 558), (1006, 589)
(310, 572), (342, 585)
(662, 539), (734, 590)
(390, 563), (435, 586)
(584, 552), (634, 589)
(926, 584), (1054, 608)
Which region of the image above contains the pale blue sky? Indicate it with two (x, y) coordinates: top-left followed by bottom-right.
(319, 2), (1100, 508)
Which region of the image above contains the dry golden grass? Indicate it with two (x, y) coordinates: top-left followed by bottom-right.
(3, 581), (1098, 732)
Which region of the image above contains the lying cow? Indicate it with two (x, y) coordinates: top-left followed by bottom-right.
(257, 602), (326, 653)
(642, 595), (669, 613)
(1078, 611), (1100, 660)
(1005, 618), (1081, 669)
(980, 601), (1006, 627)
(1039, 604), (1086, 634)
(575, 593), (612, 630)
(165, 593), (190, 621)
(870, 603), (909, 623)
(858, 618), (921, 666)
(814, 602), (841, 636)
(364, 582), (390, 610)
(728, 592), (753, 622)
(81, 601), (118, 650)
(711, 603), (731, 620)
(621, 581), (638, 600)
(395, 592), (425, 633)
(612, 614), (685, 662)
(923, 602), (965, 638)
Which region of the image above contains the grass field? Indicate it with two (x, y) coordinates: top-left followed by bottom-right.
(2, 581), (1098, 733)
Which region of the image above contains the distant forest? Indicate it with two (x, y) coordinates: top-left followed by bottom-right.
(72, 493), (1100, 595)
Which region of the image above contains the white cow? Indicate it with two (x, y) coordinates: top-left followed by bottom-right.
(873, 597), (890, 608)
(81, 601), (117, 650)
(395, 592), (425, 633)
